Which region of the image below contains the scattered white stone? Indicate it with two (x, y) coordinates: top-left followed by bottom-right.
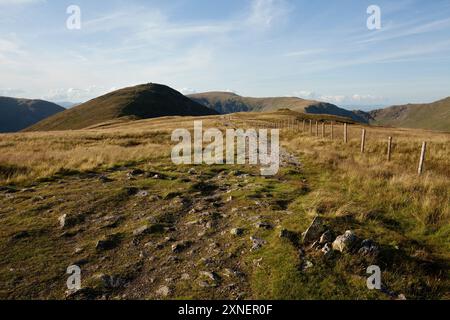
(156, 285), (171, 297)
(136, 190), (148, 197)
(231, 228), (244, 236)
(332, 230), (356, 253)
(250, 236), (266, 251)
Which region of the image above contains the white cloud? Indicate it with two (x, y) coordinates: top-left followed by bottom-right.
(179, 88), (197, 95)
(0, 88), (25, 97)
(247, 0), (290, 28)
(359, 17), (450, 44)
(292, 91), (387, 106)
(0, 0), (43, 5)
(0, 36), (26, 65)
(42, 86), (116, 102)
(0, 37), (23, 54)
(283, 49), (326, 57)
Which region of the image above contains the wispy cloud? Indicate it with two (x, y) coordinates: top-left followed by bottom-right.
(283, 48), (326, 57)
(0, 0), (44, 5)
(42, 86), (116, 102)
(292, 90), (388, 106)
(247, 0), (290, 28)
(1, 0), (449, 105)
(359, 17), (450, 44)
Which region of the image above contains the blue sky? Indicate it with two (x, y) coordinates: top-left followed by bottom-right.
(1, 0), (450, 109)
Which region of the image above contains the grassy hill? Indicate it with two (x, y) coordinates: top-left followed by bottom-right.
(369, 97), (450, 131)
(0, 97), (64, 133)
(25, 83), (218, 132)
(189, 92), (368, 123)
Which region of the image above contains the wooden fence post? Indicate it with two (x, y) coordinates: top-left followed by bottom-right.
(315, 121), (319, 137)
(344, 123), (348, 143)
(361, 129), (366, 153)
(387, 137), (392, 161)
(303, 120), (306, 132)
(331, 122), (334, 140)
(309, 120), (313, 135)
(321, 122), (325, 139)
(418, 142), (427, 175)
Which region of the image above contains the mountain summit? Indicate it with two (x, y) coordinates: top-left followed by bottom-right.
(25, 83), (218, 131)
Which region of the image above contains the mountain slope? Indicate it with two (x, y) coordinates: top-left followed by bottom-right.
(369, 97), (450, 131)
(25, 83), (218, 131)
(188, 92), (368, 123)
(0, 97), (65, 133)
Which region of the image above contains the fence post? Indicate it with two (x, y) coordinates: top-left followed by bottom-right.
(344, 123), (348, 143)
(418, 142), (427, 175)
(303, 120), (306, 132)
(331, 122), (334, 140)
(361, 129), (366, 153)
(387, 137), (392, 161)
(309, 120), (313, 135)
(315, 121), (319, 136)
(322, 122), (325, 139)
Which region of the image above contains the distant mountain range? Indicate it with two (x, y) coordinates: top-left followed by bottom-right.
(190, 92), (450, 132)
(0, 97), (65, 133)
(188, 92), (368, 123)
(25, 83), (219, 132)
(367, 97), (450, 131)
(1, 83), (448, 133)
(55, 102), (82, 109)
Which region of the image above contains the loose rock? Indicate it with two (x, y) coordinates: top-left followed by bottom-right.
(59, 214), (84, 229)
(250, 236), (266, 251)
(321, 243), (333, 259)
(255, 222), (273, 230)
(133, 224), (164, 236)
(332, 230), (356, 253)
(358, 239), (380, 257)
(301, 260), (314, 271)
(200, 271), (220, 282)
(230, 228), (244, 236)
(136, 190), (149, 197)
(172, 241), (191, 253)
(156, 285), (171, 297)
(319, 230), (333, 244)
(96, 234), (122, 251)
(302, 216), (325, 243)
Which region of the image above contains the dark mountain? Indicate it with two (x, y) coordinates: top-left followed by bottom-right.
(0, 97), (65, 133)
(25, 83), (218, 132)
